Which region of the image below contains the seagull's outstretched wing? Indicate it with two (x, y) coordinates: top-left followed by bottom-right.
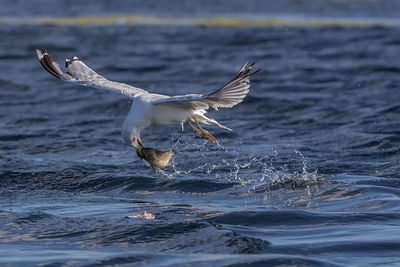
(153, 62), (259, 110)
(36, 49), (147, 98)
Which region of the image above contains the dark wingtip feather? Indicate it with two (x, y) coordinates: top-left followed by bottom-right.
(36, 48), (61, 79)
(250, 68), (261, 76)
(36, 49), (74, 81)
(245, 62), (261, 76)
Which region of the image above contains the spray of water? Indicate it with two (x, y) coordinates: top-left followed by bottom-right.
(156, 136), (324, 191)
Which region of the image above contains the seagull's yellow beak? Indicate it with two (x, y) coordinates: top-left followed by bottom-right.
(137, 138), (145, 148)
(136, 138), (145, 159)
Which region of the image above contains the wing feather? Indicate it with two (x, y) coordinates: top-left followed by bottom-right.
(154, 62), (259, 111)
(36, 49), (147, 98)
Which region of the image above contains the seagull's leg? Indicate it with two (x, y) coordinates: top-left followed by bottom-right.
(195, 121), (217, 144)
(187, 120), (197, 131)
(187, 120), (201, 135)
(187, 120), (216, 144)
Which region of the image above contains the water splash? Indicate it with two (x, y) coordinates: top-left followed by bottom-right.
(157, 137), (324, 191)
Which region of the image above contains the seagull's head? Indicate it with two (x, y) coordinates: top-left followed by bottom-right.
(129, 138), (138, 148)
(123, 134), (138, 148)
(121, 125), (141, 148)
(128, 137), (142, 148)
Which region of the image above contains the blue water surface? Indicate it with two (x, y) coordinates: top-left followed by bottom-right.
(1, 1), (400, 266)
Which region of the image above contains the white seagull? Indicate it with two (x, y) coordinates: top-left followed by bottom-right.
(36, 49), (259, 161)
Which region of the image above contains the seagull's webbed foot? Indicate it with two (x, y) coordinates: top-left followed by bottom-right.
(187, 121), (216, 144)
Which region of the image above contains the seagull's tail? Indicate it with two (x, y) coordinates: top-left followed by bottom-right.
(206, 117), (232, 131)
(191, 112), (232, 131)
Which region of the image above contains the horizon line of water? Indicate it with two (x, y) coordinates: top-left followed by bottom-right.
(1, 14), (400, 28)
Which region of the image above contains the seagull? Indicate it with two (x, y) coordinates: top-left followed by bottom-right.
(35, 49), (259, 159)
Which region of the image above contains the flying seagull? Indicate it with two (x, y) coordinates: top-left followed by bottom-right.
(35, 49), (259, 159)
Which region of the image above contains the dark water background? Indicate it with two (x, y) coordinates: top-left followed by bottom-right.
(1, 1), (400, 266)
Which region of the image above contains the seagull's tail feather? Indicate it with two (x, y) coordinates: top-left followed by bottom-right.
(35, 49), (73, 81)
(191, 113), (232, 131)
(201, 62), (260, 110)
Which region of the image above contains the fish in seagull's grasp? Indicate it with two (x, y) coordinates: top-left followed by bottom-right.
(137, 146), (175, 169)
(35, 49), (259, 168)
